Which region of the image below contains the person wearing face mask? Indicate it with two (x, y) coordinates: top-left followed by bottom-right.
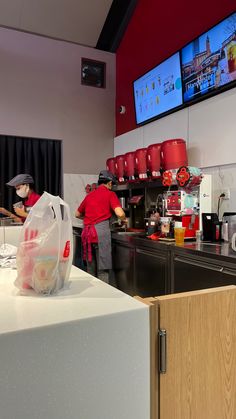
(0, 174), (40, 222)
(75, 170), (126, 283)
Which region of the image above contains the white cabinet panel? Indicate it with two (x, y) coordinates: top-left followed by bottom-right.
(188, 88), (236, 168)
(143, 108), (189, 147)
(114, 127), (143, 156)
(0, 267), (150, 419)
(0, 226), (22, 247)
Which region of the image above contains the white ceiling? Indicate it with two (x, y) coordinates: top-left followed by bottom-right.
(0, 0), (113, 47)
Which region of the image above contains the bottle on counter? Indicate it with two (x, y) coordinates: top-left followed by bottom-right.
(221, 221), (228, 242)
(145, 208), (160, 236)
(195, 230), (202, 243)
(160, 217), (174, 238)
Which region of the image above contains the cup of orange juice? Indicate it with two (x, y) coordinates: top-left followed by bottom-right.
(174, 223), (186, 246)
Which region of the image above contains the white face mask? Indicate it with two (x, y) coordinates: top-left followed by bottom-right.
(16, 184), (30, 198)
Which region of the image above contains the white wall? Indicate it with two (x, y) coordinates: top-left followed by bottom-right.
(203, 164), (236, 219)
(188, 89), (236, 167)
(114, 87), (236, 161)
(114, 87), (236, 213)
(0, 27), (115, 174)
(64, 173), (98, 227)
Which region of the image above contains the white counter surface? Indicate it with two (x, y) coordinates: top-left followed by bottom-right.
(0, 265), (147, 335)
(0, 265), (150, 419)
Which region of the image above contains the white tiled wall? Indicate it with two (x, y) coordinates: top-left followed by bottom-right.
(143, 108), (189, 148)
(114, 127), (144, 156)
(203, 164), (236, 219)
(64, 173), (97, 227)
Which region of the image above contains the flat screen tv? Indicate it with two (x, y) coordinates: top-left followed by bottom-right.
(133, 52), (183, 125)
(181, 12), (236, 104)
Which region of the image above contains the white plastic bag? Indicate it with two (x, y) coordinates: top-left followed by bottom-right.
(15, 192), (73, 295)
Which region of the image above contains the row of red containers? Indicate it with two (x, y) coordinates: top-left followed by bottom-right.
(106, 139), (188, 181)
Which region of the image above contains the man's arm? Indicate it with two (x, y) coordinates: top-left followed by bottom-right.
(75, 209), (84, 219)
(0, 207), (22, 222)
(14, 207), (28, 219)
(114, 206), (126, 221)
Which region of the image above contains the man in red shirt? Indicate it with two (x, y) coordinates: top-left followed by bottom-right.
(75, 170), (126, 283)
(0, 174), (40, 222)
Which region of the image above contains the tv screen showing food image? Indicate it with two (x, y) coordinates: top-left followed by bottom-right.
(181, 12), (236, 104)
(133, 52), (183, 125)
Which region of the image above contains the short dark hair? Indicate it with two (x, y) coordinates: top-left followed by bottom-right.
(98, 178), (111, 185)
(98, 170), (116, 185)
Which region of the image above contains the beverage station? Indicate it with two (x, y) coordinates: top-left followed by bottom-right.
(106, 138), (236, 298)
(107, 138), (211, 240)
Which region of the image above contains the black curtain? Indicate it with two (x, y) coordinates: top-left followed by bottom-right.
(0, 135), (62, 213)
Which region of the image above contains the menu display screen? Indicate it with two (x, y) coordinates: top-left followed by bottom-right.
(133, 52), (183, 125)
(181, 12), (236, 103)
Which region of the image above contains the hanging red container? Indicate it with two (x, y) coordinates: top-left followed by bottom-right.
(161, 139), (188, 170)
(124, 152), (135, 180)
(106, 157), (116, 175)
(134, 148), (148, 179)
(146, 143), (161, 178)
(115, 155), (125, 182)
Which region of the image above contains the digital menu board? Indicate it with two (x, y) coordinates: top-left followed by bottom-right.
(133, 52), (183, 125)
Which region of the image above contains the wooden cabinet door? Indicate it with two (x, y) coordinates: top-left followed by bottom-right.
(156, 286), (236, 419)
(143, 286), (236, 419)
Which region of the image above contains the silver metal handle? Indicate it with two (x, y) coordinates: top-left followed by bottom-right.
(174, 256), (223, 272)
(159, 329), (167, 374)
(222, 268), (236, 277)
(136, 248), (166, 261)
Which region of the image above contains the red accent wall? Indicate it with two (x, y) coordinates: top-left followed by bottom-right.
(116, 0), (236, 136)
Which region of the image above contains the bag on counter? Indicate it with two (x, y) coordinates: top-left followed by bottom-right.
(15, 192), (73, 295)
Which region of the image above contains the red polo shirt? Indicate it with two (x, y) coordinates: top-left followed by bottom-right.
(24, 190), (40, 214)
(78, 185), (121, 226)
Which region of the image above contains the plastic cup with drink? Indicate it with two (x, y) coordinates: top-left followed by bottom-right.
(174, 221), (186, 246)
(13, 201), (24, 209)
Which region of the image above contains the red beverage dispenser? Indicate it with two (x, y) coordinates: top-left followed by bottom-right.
(146, 143), (161, 178)
(161, 138), (188, 170)
(106, 157), (116, 175)
(115, 155), (125, 183)
(124, 152), (135, 181)
(134, 148), (148, 180)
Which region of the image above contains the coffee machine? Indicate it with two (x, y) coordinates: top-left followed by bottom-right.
(128, 195), (145, 229)
(202, 213), (221, 242)
(165, 190), (199, 238)
(164, 175), (212, 238)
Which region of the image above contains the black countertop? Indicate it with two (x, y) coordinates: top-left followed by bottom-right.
(111, 232), (236, 265)
(74, 228), (236, 264)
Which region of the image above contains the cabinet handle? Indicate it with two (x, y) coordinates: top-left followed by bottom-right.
(137, 248), (166, 260)
(222, 268), (236, 277)
(174, 256), (223, 272)
(158, 329), (167, 374)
